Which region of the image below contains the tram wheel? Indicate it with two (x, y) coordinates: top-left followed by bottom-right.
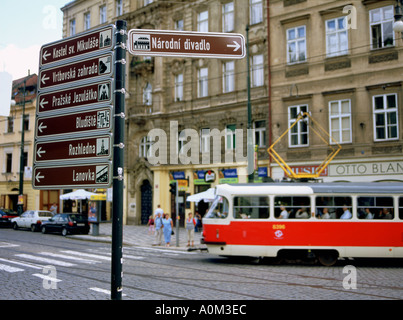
(317, 252), (338, 266)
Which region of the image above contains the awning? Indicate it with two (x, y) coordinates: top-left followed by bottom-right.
(186, 188), (215, 203)
(60, 189), (97, 200)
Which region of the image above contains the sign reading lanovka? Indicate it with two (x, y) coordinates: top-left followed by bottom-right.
(128, 29), (245, 59)
(33, 25), (116, 190)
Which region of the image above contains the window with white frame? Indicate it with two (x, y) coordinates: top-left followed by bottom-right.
(178, 130), (186, 155)
(254, 120), (266, 148)
(198, 67), (208, 98)
(175, 19), (184, 31)
(116, 0), (123, 16)
(223, 61), (235, 93)
(100, 5), (107, 24)
(288, 105), (308, 147)
(373, 93), (399, 141)
(326, 17), (348, 57)
(139, 136), (153, 158)
(369, 5), (394, 49)
(174, 74), (183, 101)
(84, 12), (91, 30)
(200, 128), (210, 153)
(144, 0), (154, 5)
(251, 54), (264, 87)
(226, 124), (236, 150)
(143, 82), (152, 106)
(198, 11), (209, 32)
(329, 99), (352, 144)
(250, 0), (263, 25)
(69, 19), (76, 36)
(287, 26), (306, 64)
(223, 2), (234, 32)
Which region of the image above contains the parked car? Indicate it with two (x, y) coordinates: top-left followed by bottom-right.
(41, 213), (90, 236)
(11, 210), (54, 232)
(0, 209), (18, 228)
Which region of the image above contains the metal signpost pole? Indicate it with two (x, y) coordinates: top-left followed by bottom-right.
(111, 20), (127, 301)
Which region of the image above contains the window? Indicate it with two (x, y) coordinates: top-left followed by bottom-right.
(143, 82), (152, 106)
(373, 94), (398, 141)
(139, 136), (153, 158)
(6, 117), (13, 133)
(200, 128), (210, 153)
(223, 2), (234, 32)
(116, 0), (123, 16)
(100, 5), (107, 24)
(370, 6), (394, 49)
(251, 54), (264, 87)
(144, 0), (154, 5)
(326, 17), (348, 57)
(288, 105), (308, 147)
(175, 19), (184, 31)
(223, 61), (235, 93)
(178, 131), (186, 155)
(250, 0), (263, 25)
(234, 196), (269, 219)
(254, 120), (266, 147)
(316, 196), (352, 219)
(287, 26), (306, 64)
(275, 196), (311, 219)
(6, 153), (12, 173)
(84, 12), (91, 30)
(329, 99), (351, 144)
(399, 197), (403, 220)
(197, 11), (208, 32)
(357, 196), (394, 219)
(69, 19), (76, 36)
(22, 114), (29, 131)
(205, 196), (229, 219)
(197, 67), (208, 98)
(226, 124), (236, 150)
(174, 74), (183, 101)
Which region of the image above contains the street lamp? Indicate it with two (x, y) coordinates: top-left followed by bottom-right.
(394, 0), (403, 33)
(17, 78), (26, 215)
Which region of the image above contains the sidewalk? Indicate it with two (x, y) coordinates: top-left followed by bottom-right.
(69, 222), (205, 251)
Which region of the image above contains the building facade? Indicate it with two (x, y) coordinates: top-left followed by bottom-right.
(269, 0), (403, 183)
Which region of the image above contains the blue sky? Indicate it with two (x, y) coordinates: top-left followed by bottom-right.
(0, 0), (69, 79)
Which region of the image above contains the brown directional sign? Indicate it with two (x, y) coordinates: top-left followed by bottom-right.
(35, 107), (112, 139)
(33, 163), (112, 189)
(38, 53), (113, 90)
(128, 29), (245, 59)
(34, 135), (111, 163)
(37, 80), (112, 114)
(40, 25), (114, 67)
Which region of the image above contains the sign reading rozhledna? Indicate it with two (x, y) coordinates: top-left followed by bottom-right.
(128, 29), (245, 59)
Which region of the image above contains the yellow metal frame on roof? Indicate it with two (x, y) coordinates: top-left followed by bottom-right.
(268, 112), (342, 179)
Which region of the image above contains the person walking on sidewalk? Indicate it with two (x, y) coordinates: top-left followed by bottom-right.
(162, 213), (173, 247)
(154, 212), (163, 245)
(186, 212), (196, 247)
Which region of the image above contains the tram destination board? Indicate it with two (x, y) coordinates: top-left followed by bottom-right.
(40, 25), (115, 67)
(33, 163), (112, 189)
(128, 29), (245, 59)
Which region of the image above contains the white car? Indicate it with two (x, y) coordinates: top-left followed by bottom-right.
(12, 210), (54, 232)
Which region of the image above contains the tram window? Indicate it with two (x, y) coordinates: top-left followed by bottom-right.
(357, 196), (394, 219)
(315, 196), (352, 219)
(274, 196), (311, 219)
(205, 196), (230, 219)
(399, 198), (403, 220)
(234, 196), (269, 219)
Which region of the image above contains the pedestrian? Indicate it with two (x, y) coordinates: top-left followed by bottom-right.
(186, 212), (196, 247)
(162, 213), (173, 247)
(154, 212), (163, 245)
(50, 202), (58, 215)
(147, 215), (155, 235)
(154, 204), (163, 218)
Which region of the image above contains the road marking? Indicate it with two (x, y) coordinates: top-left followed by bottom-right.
(61, 250), (111, 261)
(89, 287), (126, 297)
(0, 241), (20, 248)
(0, 263), (24, 273)
(132, 246), (197, 255)
(0, 257), (43, 270)
(32, 273), (62, 283)
(15, 254), (76, 267)
(39, 252), (101, 264)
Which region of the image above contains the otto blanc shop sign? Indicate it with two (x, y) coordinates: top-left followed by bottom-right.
(329, 161), (403, 176)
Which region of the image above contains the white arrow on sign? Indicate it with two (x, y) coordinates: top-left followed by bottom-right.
(39, 98), (49, 109)
(227, 41), (241, 52)
(38, 122), (47, 133)
(41, 74), (50, 85)
(36, 147), (46, 158)
(42, 50), (51, 61)
(35, 172), (44, 183)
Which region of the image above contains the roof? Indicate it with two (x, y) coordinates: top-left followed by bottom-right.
(12, 74), (37, 104)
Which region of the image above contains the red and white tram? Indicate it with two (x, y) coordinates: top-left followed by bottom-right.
(201, 183), (403, 266)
